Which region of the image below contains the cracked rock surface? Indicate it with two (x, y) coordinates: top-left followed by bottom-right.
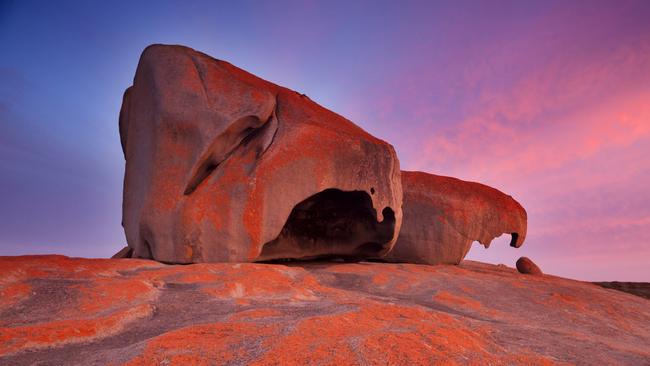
(1, 255), (648, 365)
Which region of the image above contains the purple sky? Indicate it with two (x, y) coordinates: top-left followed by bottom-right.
(1, 0), (649, 281)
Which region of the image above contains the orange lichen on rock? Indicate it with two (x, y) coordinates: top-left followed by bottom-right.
(197, 264), (325, 302)
(0, 304), (154, 357)
(0, 255), (161, 282)
(71, 278), (158, 315)
(0, 282), (32, 309)
(123, 322), (280, 366)
(253, 303), (454, 365)
(433, 290), (484, 311)
(0, 256), (649, 365)
(254, 302), (557, 365)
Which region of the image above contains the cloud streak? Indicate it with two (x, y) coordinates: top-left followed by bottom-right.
(343, 3), (650, 280)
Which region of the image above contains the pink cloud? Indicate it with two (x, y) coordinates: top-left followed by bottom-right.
(332, 4), (650, 280)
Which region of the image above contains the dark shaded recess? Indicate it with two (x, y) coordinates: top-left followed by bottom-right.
(258, 189), (395, 262)
(111, 246), (133, 259)
(183, 114), (273, 195)
(509, 232), (519, 247)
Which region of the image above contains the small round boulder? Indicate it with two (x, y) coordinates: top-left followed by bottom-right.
(516, 257), (543, 275)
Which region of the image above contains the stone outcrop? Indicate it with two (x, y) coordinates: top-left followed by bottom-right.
(596, 282), (650, 300)
(516, 256), (543, 275)
(1, 255), (649, 365)
(119, 44), (402, 263)
(111, 246), (132, 259)
(384, 171), (527, 265)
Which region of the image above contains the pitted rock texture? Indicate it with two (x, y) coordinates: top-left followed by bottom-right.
(517, 256), (543, 275)
(385, 171), (527, 265)
(120, 44), (402, 263)
(1, 256), (649, 365)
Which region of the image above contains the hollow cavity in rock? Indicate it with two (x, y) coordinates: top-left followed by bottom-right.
(257, 189), (395, 261)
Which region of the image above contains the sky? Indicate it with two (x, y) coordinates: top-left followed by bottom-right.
(1, 0), (649, 281)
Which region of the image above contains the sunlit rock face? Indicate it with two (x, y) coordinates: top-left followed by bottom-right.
(385, 171), (527, 265)
(119, 44), (402, 263)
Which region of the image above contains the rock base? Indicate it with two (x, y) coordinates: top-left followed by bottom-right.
(1, 255), (648, 365)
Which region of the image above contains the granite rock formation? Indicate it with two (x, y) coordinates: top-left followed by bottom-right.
(516, 256), (543, 275)
(111, 246), (132, 259)
(1, 255), (648, 365)
(596, 282), (650, 300)
(385, 171), (527, 265)
(120, 44), (402, 263)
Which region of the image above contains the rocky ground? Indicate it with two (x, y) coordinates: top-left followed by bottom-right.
(594, 281), (650, 300)
(0, 255), (648, 365)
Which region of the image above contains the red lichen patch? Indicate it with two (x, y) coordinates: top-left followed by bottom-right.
(0, 257), (52, 284)
(193, 264), (326, 302)
(548, 292), (589, 311)
(259, 303), (420, 364)
(433, 291), (484, 312)
(63, 258), (163, 278)
(71, 278), (158, 315)
(0, 304), (154, 357)
(0, 255), (162, 283)
(123, 322), (280, 366)
(172, 270), (221, 284)
(0, 282), (32, 309)
(507, 278), (531, 289)
(458, 285), (476, 294)
(371, 272), (390, 286)
(252, 302), (556, 365)
(2, 256), (649, 365)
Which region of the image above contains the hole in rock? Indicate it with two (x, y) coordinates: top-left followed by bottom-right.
(257, 189), (395, 262)
(370, 187), (375, 195)
(465, 233), (521, 265)
(509, 232), (519, 247)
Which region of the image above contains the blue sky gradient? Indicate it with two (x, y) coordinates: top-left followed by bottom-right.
(1, 0), (649, 280)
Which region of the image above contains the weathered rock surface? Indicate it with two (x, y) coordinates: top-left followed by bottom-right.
(111, 246), (132, 259)
(120, 44), (402, 263)
(517, 256), (543, 275)
(385, 171), (527, 265)
(596, 282), (650, 300)
(1, 255), (648, 365)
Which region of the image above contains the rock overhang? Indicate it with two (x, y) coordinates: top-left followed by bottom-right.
(383, 171), (528, 265)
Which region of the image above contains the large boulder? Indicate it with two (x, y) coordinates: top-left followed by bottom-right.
(516, 256), (543, 275)
(385, 171), (527, 265)
(2, 255), (649, 365)
(120, 44), (402, 263)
